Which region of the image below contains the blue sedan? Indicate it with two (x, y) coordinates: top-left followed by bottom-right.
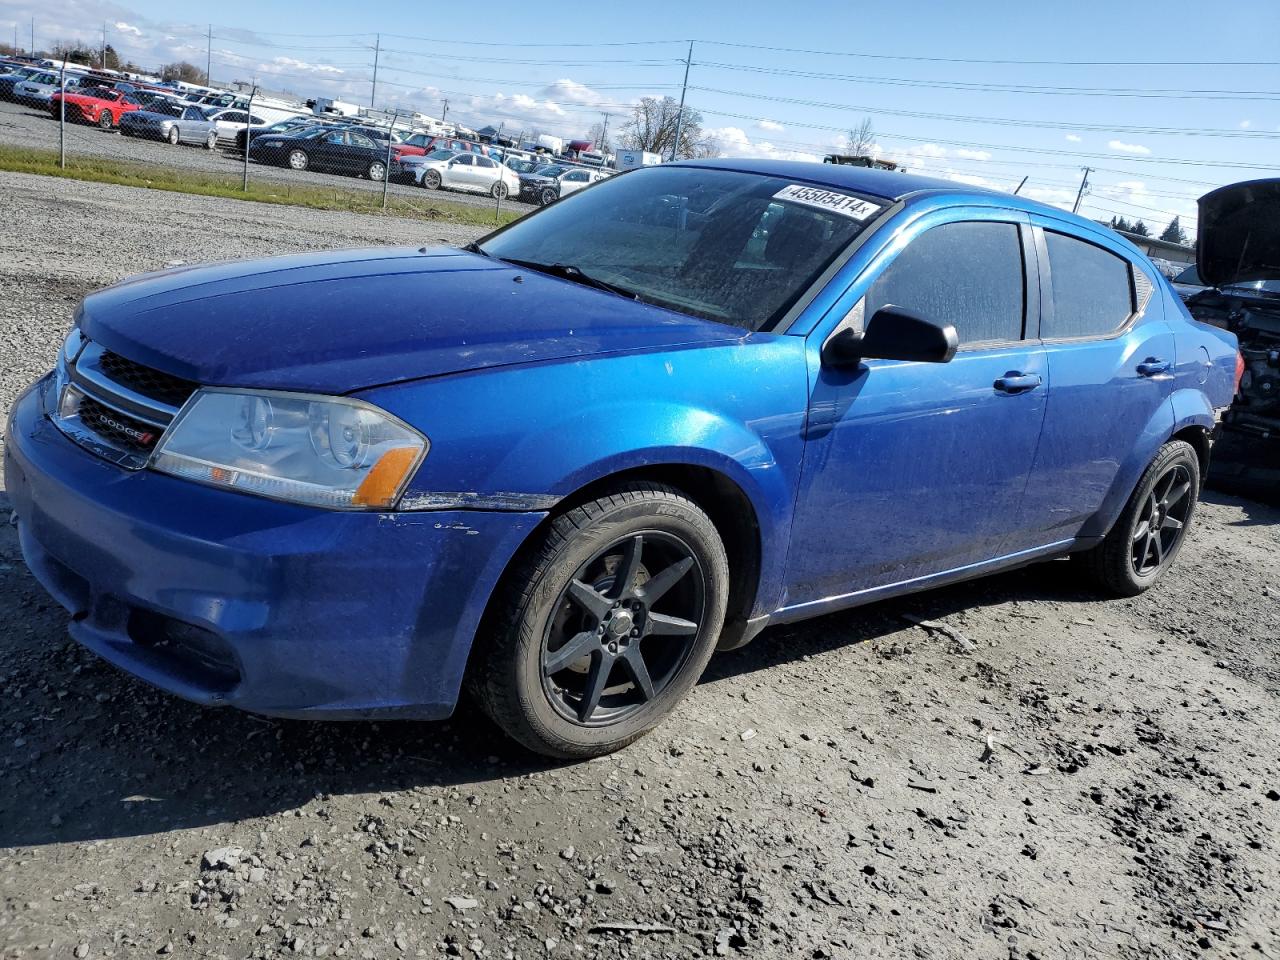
(6, 160), (1240, 757)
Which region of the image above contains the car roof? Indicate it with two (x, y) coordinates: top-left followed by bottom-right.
(673, 157), (1109, 233)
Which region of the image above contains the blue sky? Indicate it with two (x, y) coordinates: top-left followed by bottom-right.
(6, 0), (1279, 239)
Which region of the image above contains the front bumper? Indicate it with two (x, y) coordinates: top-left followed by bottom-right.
(6, 376), (544, 720)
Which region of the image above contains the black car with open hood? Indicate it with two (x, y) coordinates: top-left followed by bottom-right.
(1185, 178), (1280, 442)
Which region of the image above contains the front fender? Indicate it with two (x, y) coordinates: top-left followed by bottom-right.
(362, 338), (810, 617)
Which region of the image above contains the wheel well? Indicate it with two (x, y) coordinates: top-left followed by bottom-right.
(472, 465), (764, 670)
(1172, 425), (1212, 486)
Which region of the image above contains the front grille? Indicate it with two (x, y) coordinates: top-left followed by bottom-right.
(98, 350), (198, 408)
(76, 395), (162, 452)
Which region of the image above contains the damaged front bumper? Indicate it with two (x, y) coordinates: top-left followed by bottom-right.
(5, 375), (544, 719)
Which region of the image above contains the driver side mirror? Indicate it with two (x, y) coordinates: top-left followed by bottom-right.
(821, 305), (959, 368)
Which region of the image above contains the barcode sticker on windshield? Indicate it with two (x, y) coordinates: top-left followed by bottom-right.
(773, 185), (880, 221)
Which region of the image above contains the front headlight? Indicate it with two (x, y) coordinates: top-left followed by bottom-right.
(62, 326), (84, 365)
(151, 389), (428, 510)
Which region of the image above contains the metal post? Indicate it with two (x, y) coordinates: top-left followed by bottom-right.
(205, 25), (212, 86)
(30, 18), (35, 55)
(370, 34), (380, 107)
(242, 86), (256, 191)
(670, 41), (693, 161)
(381, 108), (398, 211)
(600, 112), (610, 151)
(1072, 166), (1093, 214)
(58, 60), (66, 169)
(100, 23), (106, 69)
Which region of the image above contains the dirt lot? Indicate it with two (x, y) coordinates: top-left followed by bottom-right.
(1, 171), (1279, 960)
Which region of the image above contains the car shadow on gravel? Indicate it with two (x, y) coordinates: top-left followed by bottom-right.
(704, 557), (1098, 686)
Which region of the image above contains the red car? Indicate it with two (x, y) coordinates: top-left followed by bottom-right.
(49, 87), (140, 130)
(392, 135), (491, 162)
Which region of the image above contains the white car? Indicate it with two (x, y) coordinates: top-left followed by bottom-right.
(400, 150), (521, 200)
(206, 108), (269, 145)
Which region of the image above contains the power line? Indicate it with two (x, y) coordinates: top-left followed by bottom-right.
(695, 38), (1280, 67)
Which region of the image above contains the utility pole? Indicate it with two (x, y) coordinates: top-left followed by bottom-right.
(100, 22), (106, 70)
(669, 40), (693, 162)
(370, 34), (380, 107)
(599, 112), (611, 150)
(440, 99), (449, 123)
(30, 18), (35, 56)
(205, 25), (212, 85)
(1072, 166), (1093, 214)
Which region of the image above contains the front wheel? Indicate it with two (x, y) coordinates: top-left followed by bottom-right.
(1076, 439), (1200, 596)
(205, 130), (218, 150)
(167, 126), (180, 145)
(287, 149), (308, 171)
(539, 187), (557, 206)
(422, 169), (441, 190)
(471, 483), (729, 759)
(491, 181), (509, 200)
(98, 110), (114, 130)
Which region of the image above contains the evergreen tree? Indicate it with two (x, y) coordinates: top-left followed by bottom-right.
(1159, 216), (1187, 244)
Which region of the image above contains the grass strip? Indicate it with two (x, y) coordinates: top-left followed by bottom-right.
(0, 143), (523, 227)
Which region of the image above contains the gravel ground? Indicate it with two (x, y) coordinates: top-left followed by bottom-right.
(0, 98), (537, 214)
(2, 170), (1280, 960)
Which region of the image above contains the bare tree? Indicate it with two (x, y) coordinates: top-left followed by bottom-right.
(846, 117), (876, 157)
(620, 96), (716, 159)
(160, 61), (209, 85)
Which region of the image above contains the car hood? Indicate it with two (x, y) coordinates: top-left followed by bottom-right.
(1197, 178), (1280, 287)
(77, 247), (743, 394)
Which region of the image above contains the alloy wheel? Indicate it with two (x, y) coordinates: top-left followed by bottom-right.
(369, 162), (385, 182)
(540, 531), (706, 727)
(288, 150), (308, 171)
(1131, 463), (1193, 576)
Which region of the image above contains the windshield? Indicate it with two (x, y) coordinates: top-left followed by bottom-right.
(479, 166), (885, 331)
(1174, 265), (1202, 285)
(533, 164), (566, 177)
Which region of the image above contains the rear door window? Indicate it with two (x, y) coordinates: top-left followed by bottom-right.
(864, 220), (1026, 346)
(1042, 231), (1135, 339)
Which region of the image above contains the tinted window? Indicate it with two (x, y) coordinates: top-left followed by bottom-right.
(453, 154), (474, 166)
(1043, 231), (1134, 339)
(1174, 264), (1202, 285)
(476, 156), (495, 168)
(864, 221), (1025, 346)
(349, 133), (377, 149)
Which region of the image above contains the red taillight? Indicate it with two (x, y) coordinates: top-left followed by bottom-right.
(1234, 350), (1246, 395)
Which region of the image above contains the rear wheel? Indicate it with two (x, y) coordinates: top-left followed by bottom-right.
(167, 126), (180, 145)
(423, 169), (441, 190)
(539, 186), (557, 206)
(472, 483), (729, 759)
(97, 110), (113, 130)
(288, 149), (308, 171)
(367, 160), (386, 182)
(1076, 439), (1200, 596)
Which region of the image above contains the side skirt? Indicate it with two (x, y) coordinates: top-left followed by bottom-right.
(728, 537), (1098, 646)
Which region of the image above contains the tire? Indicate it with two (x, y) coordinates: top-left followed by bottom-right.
(471, 483), (730, 759)
(367, 160), (386, 182)
(491, 181), (509, 200)
(1075, 439), (1200, 597)
(98, 110), (114, 130)
(288, 149), (308, 171)
(423, 170), (441, 190)
(539, 187), (557, 206)
(205, 130), (217, 150)
(167, 126), (180, 145)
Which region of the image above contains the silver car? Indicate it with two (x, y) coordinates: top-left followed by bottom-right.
(13, 71), (89, 107)
(120, 102), (218, 148)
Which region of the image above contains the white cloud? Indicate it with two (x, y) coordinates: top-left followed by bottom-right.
(945, 173), (994, 188)
(1065, 134), (1083, 143)
(756, 118), (784, 132)
(704, 126), (821, 162)
(1108, 140), (1151, 155)
(113, 21), (142, 36)
(1239, 119), (1252, 129)
(953, 148), (991, 161)
(1022, 186), (1077, 211)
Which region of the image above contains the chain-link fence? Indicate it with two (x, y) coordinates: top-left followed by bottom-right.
(0, 61), (529, 229)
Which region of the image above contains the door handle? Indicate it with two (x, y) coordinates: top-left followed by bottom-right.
(993, 372), (1042, 394)
(1136, 358), (1172, 377)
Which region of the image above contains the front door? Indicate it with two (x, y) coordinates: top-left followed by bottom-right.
(784, 214), (1049, 609)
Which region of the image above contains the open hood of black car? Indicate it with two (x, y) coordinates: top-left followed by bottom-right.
(1197, 178), (1280, 288)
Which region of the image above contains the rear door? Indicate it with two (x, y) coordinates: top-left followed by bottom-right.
(1017, 217), (1173, 542)
(785, 210), (1050, 606)
(348, 132), (380, 173)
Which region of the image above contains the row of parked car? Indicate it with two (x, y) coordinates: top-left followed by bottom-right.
(1, 56), (617, 201)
